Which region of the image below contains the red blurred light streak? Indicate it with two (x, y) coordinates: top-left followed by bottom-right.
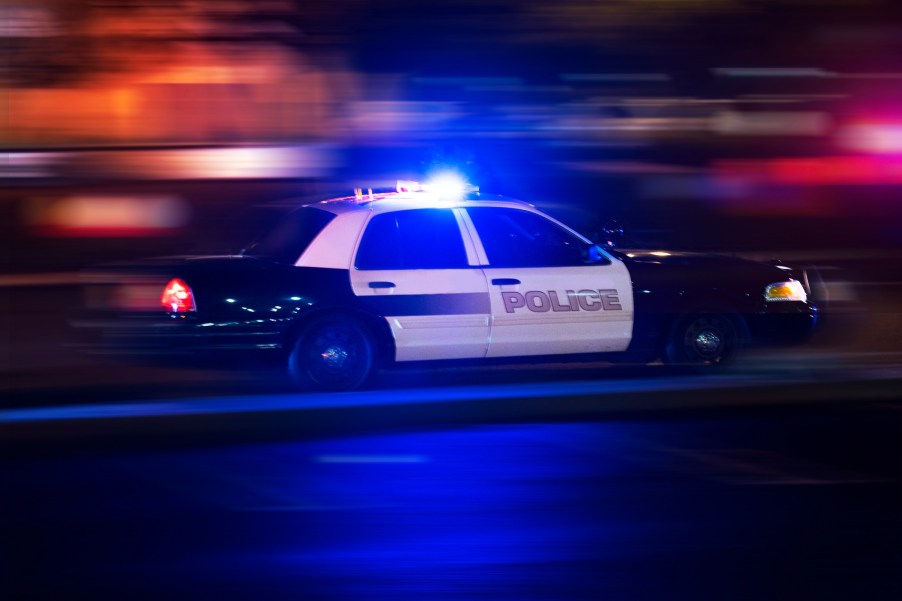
(716, 156), (902, 186)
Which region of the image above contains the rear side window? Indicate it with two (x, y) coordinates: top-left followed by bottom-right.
(242, 207), (336, 264)
(467, 207), (605, 268)
(355, 209), (469, 270)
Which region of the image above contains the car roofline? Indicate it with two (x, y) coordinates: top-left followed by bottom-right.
(297, 191), (535, 216)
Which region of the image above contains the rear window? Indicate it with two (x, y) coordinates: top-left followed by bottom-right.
(242, 207), (336, 264)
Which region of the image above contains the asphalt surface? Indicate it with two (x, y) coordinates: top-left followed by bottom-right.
(3, 278), (902, 601)
(3, 388), (902, 601)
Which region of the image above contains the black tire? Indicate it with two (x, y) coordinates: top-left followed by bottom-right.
(665, 312), (743, 368)
(288, 315), (377, 391)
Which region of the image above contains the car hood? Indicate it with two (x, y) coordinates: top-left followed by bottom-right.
(615, 248), (800, 285)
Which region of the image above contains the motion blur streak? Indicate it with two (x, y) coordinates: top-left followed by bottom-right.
(0, 376), (759, 424)
(6, 415), (901, 600)
(4, 2), (902, 599)
(6, 361), (902, 427)
(22, 195), (189, 237)
(314, 455), (429, 464)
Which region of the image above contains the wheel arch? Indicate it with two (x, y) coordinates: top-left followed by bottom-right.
(663, 299), (751, 344)
(282, 305), (396, 366)
(659, 296), (752, 366)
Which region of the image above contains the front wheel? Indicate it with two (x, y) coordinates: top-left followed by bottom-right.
(665, 312), (743, 368)
(289, 316), (377, 391)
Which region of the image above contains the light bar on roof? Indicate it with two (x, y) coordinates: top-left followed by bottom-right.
(395, 175), (479, 200)
(425, 173), (467, 200)
(396, 180), (422, 193)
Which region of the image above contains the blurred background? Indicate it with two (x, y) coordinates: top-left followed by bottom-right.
(4, 0), (902, 384)
(4, 3), (902, 600)
(5, 0), (902, 255)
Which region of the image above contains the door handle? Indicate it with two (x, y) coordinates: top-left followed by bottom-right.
(368, 281), (396, 289)
(491, 278), (520, 286)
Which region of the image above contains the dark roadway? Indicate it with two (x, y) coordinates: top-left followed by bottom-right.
(3, 277), (902, 601)
(3, 380), (902, 601)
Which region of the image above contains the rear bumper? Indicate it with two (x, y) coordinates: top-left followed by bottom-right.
(71, 312), (286, 357)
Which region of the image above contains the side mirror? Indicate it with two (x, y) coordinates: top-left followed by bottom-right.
(587, 244), (609, 264)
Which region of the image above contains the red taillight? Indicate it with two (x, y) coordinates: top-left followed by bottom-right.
(161, 278), (196, 313)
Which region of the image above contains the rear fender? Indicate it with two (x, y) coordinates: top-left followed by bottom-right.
(283, 307), (396, 366)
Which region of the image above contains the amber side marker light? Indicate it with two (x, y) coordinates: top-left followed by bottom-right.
(765, 279), (807, 303)
(161, 278), (196, 313)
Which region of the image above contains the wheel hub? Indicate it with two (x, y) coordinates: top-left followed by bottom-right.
(320, 345), (350, 369)
(695, 329), (722, 354)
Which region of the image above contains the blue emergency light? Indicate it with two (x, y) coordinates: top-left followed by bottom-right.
(396, 173), (478, 200)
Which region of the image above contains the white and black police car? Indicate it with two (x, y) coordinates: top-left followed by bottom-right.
(78, 176), (817, 390)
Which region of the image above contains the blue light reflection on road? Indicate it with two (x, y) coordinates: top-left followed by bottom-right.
(12, 422), (677, 599)
(1, 373), (776, 424)
(6, 409), (900, 600)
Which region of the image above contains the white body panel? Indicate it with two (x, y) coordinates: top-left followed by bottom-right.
(299, 194), (635, 363)
(482, 260), (634, 358)
(349, 268), (490, 361)
(297, 210), (369, 268)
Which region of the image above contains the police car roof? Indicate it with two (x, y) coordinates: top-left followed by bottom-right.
(309, 190), (535, 215)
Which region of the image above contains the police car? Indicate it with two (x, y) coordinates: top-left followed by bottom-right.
(78, 177), (817, 390)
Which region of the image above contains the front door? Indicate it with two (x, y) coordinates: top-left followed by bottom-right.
(463, 206), (634, 358)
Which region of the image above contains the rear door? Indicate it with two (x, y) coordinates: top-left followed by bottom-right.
(349, 208), (491, 361)
(463, 206), (634, 358)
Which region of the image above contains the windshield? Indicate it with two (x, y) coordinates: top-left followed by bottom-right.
(241, 206), (336, 264)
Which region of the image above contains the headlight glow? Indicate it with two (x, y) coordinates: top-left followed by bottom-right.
(765, 279), (807, 303)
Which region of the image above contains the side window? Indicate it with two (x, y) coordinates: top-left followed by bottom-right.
(467, 207), (607, 268)
(355, 209), (469, 270)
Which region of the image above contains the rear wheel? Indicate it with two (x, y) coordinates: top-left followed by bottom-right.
(289, 316), (377, 391)
(665, 312), (743, 368)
